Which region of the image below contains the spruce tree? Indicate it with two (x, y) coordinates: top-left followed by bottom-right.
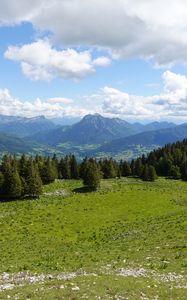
(148, 165), (157, 181)
(83, 160), (101, 190)
(69, 155), (79, 179)
(169, 165), (181, 179)
(24, 160), (42, 198)
(2, 163), (22, 199)
(60, 156), (71, 179)
(101, 159), (117, 179)
(121, 161), (132, 177)
(142, 164), (149, 181)
(0, 172), (4, 195)
(40, 158), (57, 184)
(134, 159), (143, 177)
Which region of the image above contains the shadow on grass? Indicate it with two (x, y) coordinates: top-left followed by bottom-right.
(73, 186), (97, 193)
(0, 195), (39, 203)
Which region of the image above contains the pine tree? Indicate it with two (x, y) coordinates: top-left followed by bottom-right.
(2, 163), (22, 199)
(121, 161), (132, 177)
(0, 172), (4, 194)
(83, 160), (101, 190)
(59, 156), (71, 179)
(52, 154), (59, 178)
(69, 155), (79, 179)
(142, 165), (157, 181)
(101, 159), (117, 179)
(40, 157), (57, 184)
(24, 160), (42, 198)
(142, 164), (149, 181)
(148, 165), (157, 181)
(79, 157), (88, 179)
(134, 159), (143, 177)
(169, 165), (181, 179)
(181, 161), (187, 181)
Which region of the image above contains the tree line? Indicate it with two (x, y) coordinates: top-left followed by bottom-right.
(1, 139), (187, 200)
(138, 138), (187, 180)
(0, 153), (158, 200)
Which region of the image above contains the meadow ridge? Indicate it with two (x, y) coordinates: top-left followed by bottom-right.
(0, 177), (186, 299)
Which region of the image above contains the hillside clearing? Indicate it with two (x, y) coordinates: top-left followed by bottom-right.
(0, 178), (186, 299)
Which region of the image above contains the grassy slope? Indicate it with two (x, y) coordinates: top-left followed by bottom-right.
(0, 178), (186, 299)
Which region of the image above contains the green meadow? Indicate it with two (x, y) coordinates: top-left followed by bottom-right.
(0, 178), (186, 299)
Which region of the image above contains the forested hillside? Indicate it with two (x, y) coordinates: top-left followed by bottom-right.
(2, 139), (187, 200)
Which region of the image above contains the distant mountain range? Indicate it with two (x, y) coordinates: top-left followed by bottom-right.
(0, 115), (56, 138)
(95, 123), (187, 154)
(0, 113), (187, 159)
(0, 132), (35, 154)
(31, 114), (176, 146)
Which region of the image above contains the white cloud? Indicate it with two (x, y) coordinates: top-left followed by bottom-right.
(4, 40), (111, 81)
(93, 57), (111, 67)
(1, 70), (187, 121)
(101, 70), (187, 120)
(0, 88), (88, 118)
(47, 97), (74, 104)
(0, 0), (43, 25)
(1, 1), (187, 66)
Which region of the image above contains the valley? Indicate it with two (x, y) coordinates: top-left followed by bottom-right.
(0, 113), (183, 160)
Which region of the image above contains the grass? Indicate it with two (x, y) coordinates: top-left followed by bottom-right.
(0, 177), (186, 299)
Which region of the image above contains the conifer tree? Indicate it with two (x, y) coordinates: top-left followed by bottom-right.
(83, 160), (101, 190)
(142, 164), (149, 181)
(19, 154), (28, 178)
(134, 158), (143, 177)
(169, 165), (181, 179)
(24, 159), (42, 198)
(148, 165), (157, 181)
(79, 157), (88, 179)
(0, 172), (4, 194)
(121, 161), (132, 177)
(59, 156), (71, 179)
(2, 162), (22, 199)
(69, 154), (79, 179)
(40, 157), (57, 184)
(101, 158), (117, 179)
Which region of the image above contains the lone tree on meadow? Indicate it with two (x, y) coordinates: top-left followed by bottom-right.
(83, 159), (101, 190)
(142, 165), (157, 181)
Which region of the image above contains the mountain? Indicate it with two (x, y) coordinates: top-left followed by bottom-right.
(0, 115), (56, 138)
(143, 121), (175, 131)
(0, 113), (179, 159)
(0, 133), (35, 154)
(31, 114), (140, 146)
(95, 123), (187, 154)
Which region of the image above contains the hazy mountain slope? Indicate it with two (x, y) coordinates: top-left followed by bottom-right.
(0, 115), (56, 137)
(143, 121), (176, 131)
(31, 114), (140, 146)
(96, 123), (187, 154)
(0, 133), (35, 154)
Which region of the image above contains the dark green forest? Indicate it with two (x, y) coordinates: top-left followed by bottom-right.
(1, 138), (187, 200)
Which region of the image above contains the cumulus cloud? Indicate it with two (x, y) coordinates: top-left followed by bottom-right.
(0, 89), (88, 118)
(1, 70), (187, 121)
(1, 1), (187, 66)
(47, 97), (74, 104)
(4, 40), (111, 81)
(0, 0), (43, 25)
(101, 70), (187, 120)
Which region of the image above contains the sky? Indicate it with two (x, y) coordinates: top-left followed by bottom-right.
(1, 0), (187, 123)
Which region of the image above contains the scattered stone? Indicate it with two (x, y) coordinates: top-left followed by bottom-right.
(72, 286), (80, 291)
(60, 285), (65, 289)
(43, 190), (69, 197)
(117, 268), (147, 277)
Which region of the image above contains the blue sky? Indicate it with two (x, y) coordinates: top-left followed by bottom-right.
(1, 0), (187, 123)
